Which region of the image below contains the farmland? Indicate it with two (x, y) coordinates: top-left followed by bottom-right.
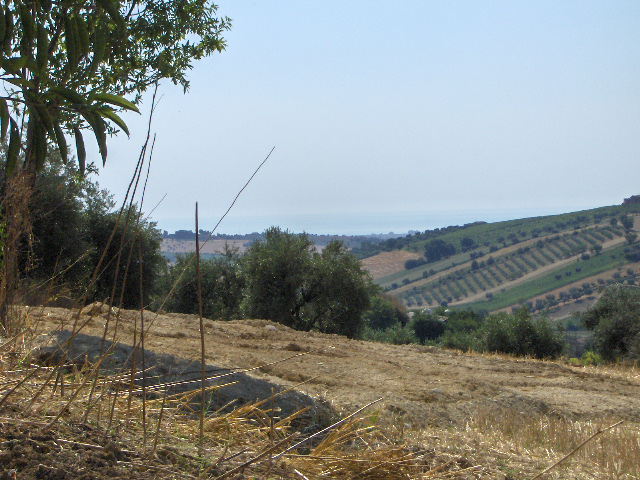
(359, 204), (640, 313)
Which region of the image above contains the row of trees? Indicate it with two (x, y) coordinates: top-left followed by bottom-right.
(362, 304), (566, 359)
(164, 227), (375, 338)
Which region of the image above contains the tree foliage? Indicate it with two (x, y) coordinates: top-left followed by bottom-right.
(165, 246), (244, 320)
(0, 147), (164, 308)
(411, 311), (444, 344)
(580, 284), (640, 361)
(363, 294), (409, 331)
(85, 204), (164, 308)
(241, 227), (313, 328)
(424, 239), (456, 263)
(241, 227), (373, 338)
(0, 0), (230, 174)
(475, 307), (565, 359)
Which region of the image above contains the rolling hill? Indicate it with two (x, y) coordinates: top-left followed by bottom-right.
(359, 201), (640, 313)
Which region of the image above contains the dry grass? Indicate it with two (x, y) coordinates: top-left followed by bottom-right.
(0, 310), (493, 479)
(2, 306), (640, 479)
(468, 408), (640, 479)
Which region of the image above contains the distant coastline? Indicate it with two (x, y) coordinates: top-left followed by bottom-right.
(157, 206), (601, 237)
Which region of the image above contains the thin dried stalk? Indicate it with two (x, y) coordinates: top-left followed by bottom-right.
(195, 202), (206, 452)
(529, 420), (624, 480)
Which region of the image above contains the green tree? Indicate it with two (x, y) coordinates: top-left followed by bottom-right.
(165, 246), (244, 320)
(241, 227), (313, 328)
(475, 307), (564, 359)
(580, 284), (640, 361)
(0, 146), (164, 309)
(620, 215), (634, 231)
(85, 204), (165, 309)
(0, 0), (230, 174)
(625, 233), (638, 245)
(424, 239), (456, 263)
(363, 294), (408, 331)
(241, 228), (373, 338)
(301, 241), (373, 338)
(411, 311), (444, 344)
(460, 236), (475, 251)
(0, 149), (93, 285)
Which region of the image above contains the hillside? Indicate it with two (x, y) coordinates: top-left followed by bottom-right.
(359, 204), (640, 312)
(12, 305), (640, 479)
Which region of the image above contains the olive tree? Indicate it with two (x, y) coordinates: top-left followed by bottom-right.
(580, 284), (640, 361)
(165, 246), (244, 320)
(241, 227), (374, 338)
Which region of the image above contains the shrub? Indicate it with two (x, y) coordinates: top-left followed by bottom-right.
(166, 247), (243, 320)
(363, 294), (409, 331)
(411, 312), (445, 344)
(405, 258), (426, 270)
(580, 284), (640, 360)
(362, 324), (418, 345)
(475, 307), (565, 359)
(439, 329), (474, 351)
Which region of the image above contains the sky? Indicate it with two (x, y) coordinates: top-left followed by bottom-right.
(90, 1), (640, 235)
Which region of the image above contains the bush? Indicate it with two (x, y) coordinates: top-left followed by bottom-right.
(439, 329), (474, 351)
(424, 239), (456, 263)
(363, 294), (409, 331)
(580, 284), (640, 361)
(165, 247), (243, 320)
(475, 307), (565, 359)
(361, 324), (418, 345)
(405, 258), (426, 270)
(411, 312), (445, 344)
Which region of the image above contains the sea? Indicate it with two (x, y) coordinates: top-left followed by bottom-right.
(157, 206), (587, 237)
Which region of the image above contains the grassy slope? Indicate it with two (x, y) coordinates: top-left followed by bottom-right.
(461, 243), (632, 311)
(363, 204), (640, 311)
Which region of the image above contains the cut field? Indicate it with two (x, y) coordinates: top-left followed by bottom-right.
(20, 306), (640, 479)
(360, 250), (421, 279)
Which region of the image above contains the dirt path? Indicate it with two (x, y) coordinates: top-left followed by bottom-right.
(31, 307), (640, 429)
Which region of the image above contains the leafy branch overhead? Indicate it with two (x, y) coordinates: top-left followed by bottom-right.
(0, 0), (231, 175)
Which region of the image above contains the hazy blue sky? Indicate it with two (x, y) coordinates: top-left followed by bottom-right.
(92, 1), (640, 234)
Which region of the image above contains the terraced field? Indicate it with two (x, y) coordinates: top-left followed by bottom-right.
(372, 222), (640, 312)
